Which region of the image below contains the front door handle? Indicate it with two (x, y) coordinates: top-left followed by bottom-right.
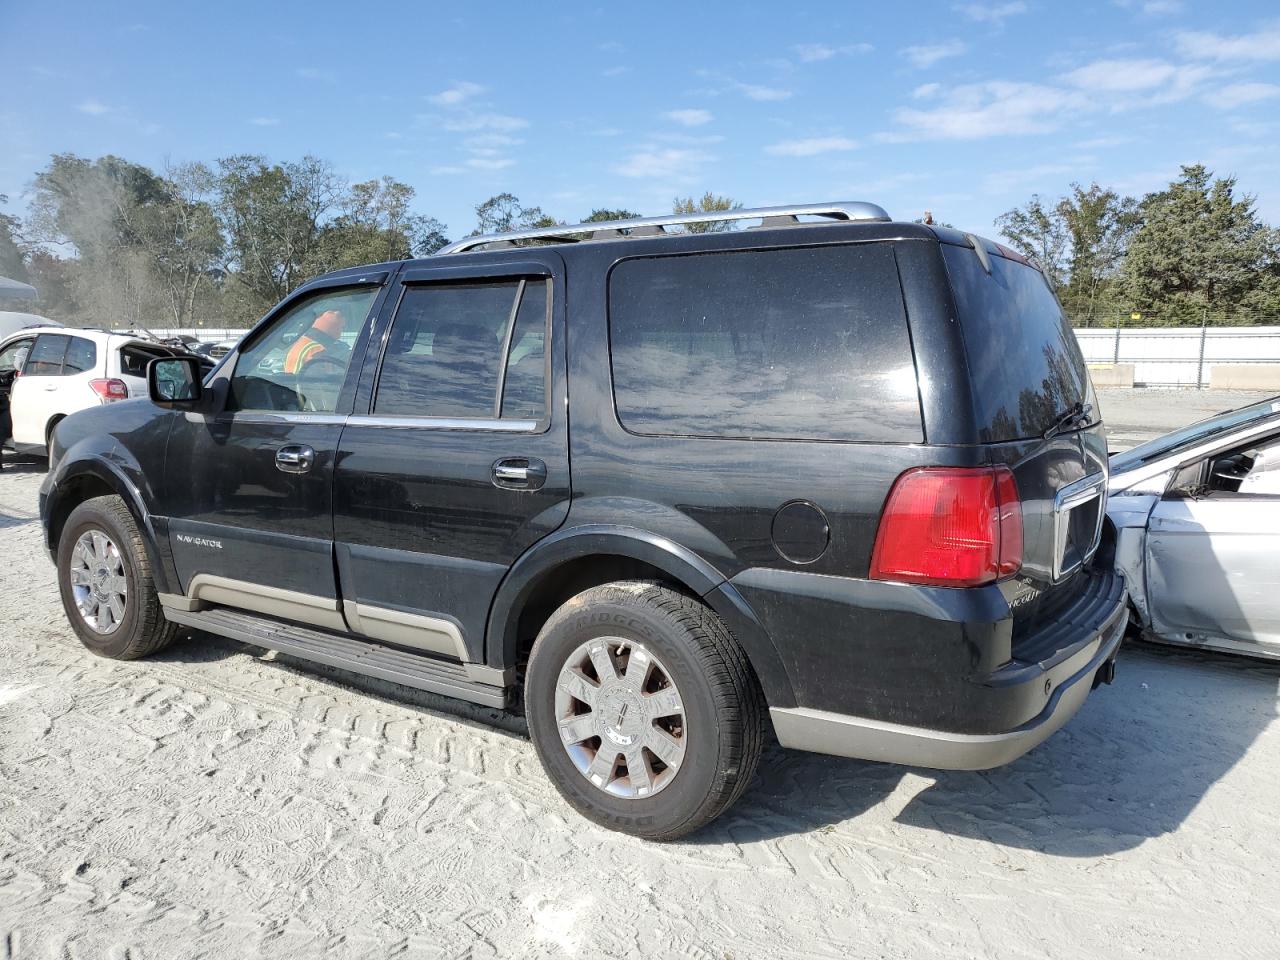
(492, 457), (547, 490)
(276, 444), (315, 474)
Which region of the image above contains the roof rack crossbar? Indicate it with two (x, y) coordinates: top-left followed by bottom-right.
(437, 201), (891, 255)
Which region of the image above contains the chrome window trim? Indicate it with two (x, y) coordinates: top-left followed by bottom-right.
(346, 414), (540, 433)
(193, 412), (350, 426)
(1052, 469), (1108, 582)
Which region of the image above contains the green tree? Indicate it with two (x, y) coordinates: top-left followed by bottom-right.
(672, 192), (742, 233)
(318, 176), (448, 267)
(214, 154), (345, 317)
(27, 153), (174, 326)
(132, 162), (224, 326)
(996, 183), (1138, 322)
(583, 208), (641, 223)
(1056, 184), (1139, 321)
(472, 193), (557, 236)
(994, 194), (1069, 289)
(1120, 164), (1280, 323)
(0, 194), (28, 283)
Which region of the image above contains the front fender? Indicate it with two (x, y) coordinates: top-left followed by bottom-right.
(1106, 493), (1159, 628)
(43, 438), (176, 595)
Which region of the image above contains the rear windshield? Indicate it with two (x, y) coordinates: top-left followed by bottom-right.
(608, 243), (922, 442)
(942, 244), (1092, 443)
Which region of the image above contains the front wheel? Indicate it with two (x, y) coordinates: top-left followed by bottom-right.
(525, 581), (765, 841)
(56, 495), (179, 660)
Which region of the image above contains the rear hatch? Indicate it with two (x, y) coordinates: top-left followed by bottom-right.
(941, 240), (1112, 656)
(116, 340), (178, 397)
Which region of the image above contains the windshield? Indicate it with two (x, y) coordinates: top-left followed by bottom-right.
(1110, 395), (1280, 470)
(942, 243), (1095, 443)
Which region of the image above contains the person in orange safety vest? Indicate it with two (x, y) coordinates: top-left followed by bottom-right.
(283, 308), (346, 374)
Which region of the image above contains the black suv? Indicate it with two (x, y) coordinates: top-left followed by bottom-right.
(40, 202), (1126, 840)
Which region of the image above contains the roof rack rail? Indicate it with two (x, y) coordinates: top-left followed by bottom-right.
(436, 201), (891, 255)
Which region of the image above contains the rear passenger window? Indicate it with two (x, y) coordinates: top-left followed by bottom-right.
(374, 279), (548, 421)
(608, 244), (921, 441)
(23, 335), (68, 377)
(63, 337), (97, 374)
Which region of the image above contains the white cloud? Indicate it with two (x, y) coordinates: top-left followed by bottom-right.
(428, 81), (485, 106)
(441, 112), (530, 132)
(736, 83), (793, 102)
(913, 83), (942, 99)
(901, 40), (966, 68)
(765, 136), (858, 156)
(1060, 58), (1210, 103)
(1140, 0), (1184, 14)
(664, 109), (713, 127)
(615, 147), (712, 180)
(883, 81), (1086, 141)
(464, 133), (522, 149)
(77, 99), (111, 116)
(955, 2), (1027, 25)
(602, 66), (630, 77)
(792, 42), (873, 62)
(1204, 81), (1280, 110)
(1176, 24), (1280, 61)
(248, 116), (279, 126)
(467, 157), (516, 170)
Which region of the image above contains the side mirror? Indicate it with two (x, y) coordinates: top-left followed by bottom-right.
(148, 356), (203, 405)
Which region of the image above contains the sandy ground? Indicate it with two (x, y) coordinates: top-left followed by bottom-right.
(3, 391), (1280, 958)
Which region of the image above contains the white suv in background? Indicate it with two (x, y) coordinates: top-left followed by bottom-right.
(2, 327), (185, 456)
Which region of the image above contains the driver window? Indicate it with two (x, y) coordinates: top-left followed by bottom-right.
(1168, 436), (1280, 498)
(229, 287), (378, 413)
(1233, 439), (1280, 496)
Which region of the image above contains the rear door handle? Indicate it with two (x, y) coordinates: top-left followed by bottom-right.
(276, 444), (315, 474)
(492, 457), (547, 490)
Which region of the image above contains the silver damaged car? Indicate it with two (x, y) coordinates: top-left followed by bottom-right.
(1107, 396), (1280, 659)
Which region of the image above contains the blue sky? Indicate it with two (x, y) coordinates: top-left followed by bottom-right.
(2, 1), (1278, 240)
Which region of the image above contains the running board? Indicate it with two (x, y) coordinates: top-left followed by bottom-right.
(162, 606), (508, 708)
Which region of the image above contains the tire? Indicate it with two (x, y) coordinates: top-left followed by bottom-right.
(525, 581), (764, 841)
(56, 495), (179, 660)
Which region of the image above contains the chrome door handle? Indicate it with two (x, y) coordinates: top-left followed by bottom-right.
(493, 463), (528, 483)
(275, 444), (315, 474)
(492, 457), (547, 490)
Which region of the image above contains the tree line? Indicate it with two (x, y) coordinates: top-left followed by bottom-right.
(995, 165), (1280, 326)
(1, 150), (1275, 329)
(0, 153), (736, 330)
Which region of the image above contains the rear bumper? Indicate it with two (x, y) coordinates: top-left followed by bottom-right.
(770, 599), (1126, 770)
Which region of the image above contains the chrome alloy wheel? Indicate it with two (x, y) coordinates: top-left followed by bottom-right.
(68, 530), (128, 635)
(554, 637), (687, 799)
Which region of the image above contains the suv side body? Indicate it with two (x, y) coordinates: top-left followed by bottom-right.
(40, 215), (1126, 834)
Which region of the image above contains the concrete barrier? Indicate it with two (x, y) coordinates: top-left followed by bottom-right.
(1088, 363), (1135, 387)
(1209, 364), (1280, 390)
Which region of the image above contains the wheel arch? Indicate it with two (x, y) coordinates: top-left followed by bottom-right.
(485, 525), (796, 709)
(45, 457), (175, 596)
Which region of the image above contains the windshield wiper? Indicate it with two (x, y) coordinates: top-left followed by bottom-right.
(1043, 401), (1094, 440)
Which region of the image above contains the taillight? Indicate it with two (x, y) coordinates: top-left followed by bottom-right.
(869, 466), (1023, 587)
(89, 378), (130, 403)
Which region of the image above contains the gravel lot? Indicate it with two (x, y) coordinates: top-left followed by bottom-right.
(3, 389), (1279, 958)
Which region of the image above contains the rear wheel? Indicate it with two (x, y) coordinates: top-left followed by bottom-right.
(56, 495), (178, 660)
(525, 581), (764, 840)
